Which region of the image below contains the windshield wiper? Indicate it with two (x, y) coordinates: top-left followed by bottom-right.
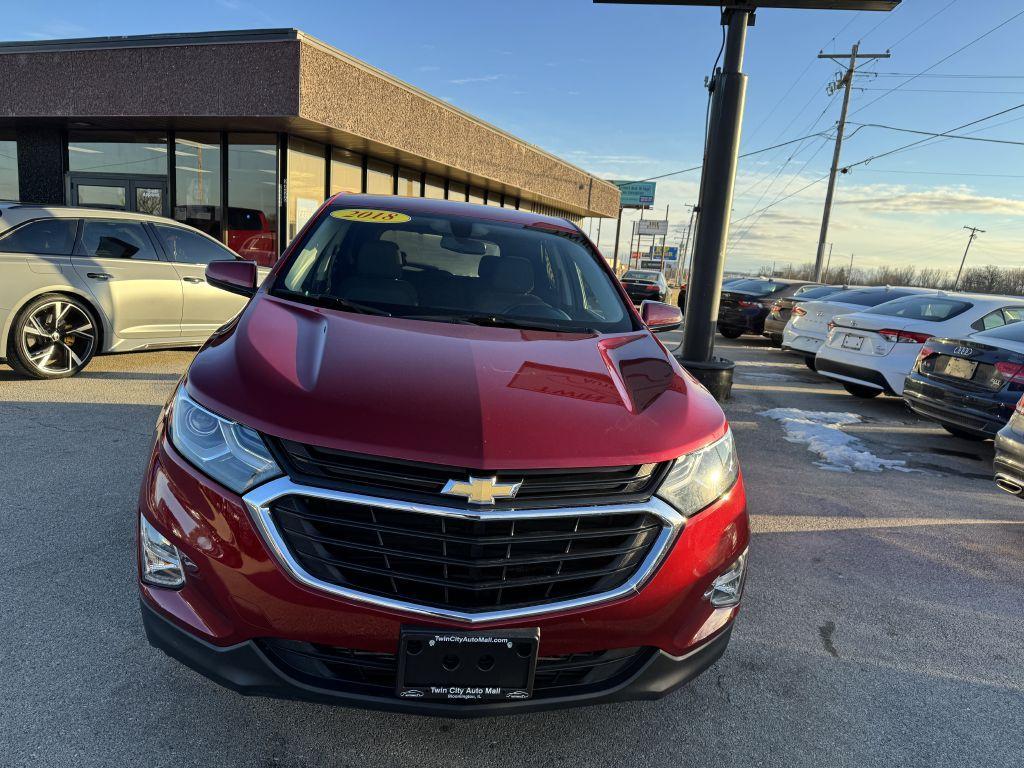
(275, 290), (391, 317)
(456, 314), (597, 334)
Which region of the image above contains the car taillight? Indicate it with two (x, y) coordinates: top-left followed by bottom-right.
(792, 306), (807, 317)
(738, 300), (758, 308)
(645, 284), (659, 292)
(915, 346), (934, 371)
(995, 361), (1024, 385)
(827, 321), (835, 331)
(878, 329), (932, 344)
(1016, 395), (1024, 415)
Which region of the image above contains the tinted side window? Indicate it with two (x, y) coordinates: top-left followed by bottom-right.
(80, 220), (159, 261)
(154, 224), (232, 265)
(1002, 307), (1024, 323)
(0, 219), (78, 255)
(839, 289), (916, 307)
(978, 311), (1006, 331)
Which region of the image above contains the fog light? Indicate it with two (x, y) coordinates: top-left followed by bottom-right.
(140, 515), (185, 588)
(703, 550), (747, 607)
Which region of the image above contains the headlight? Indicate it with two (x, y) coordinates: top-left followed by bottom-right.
(656, 429), (739, 516)
(169, 387), (282, 494)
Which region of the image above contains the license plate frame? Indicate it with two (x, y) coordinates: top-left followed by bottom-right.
(396, 627), (540, 703)
(841, 334), (864, 351)
(943, 357), (978, 380)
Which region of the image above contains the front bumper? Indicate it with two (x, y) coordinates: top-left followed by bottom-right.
(139, 431), (749, 713)
(141, 599), (734, 716)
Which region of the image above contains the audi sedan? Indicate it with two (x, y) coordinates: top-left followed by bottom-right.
(0, 204), (263, 379)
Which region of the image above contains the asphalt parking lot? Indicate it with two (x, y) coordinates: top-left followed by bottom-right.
(2, 333), (1022, 768)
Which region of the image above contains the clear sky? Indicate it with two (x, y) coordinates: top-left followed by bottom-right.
(7, 0), (1023, 275)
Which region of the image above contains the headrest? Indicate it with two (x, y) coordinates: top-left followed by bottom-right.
(477, 254), (500, 281)
(490, 256), (534, 294)
(356, 241), (402, 279)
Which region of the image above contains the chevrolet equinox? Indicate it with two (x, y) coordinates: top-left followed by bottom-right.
(138, 194), (749, 716)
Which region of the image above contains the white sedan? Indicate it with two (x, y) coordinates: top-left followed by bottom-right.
(782, 286), (935, 368)
(815, 293), (1024, 398)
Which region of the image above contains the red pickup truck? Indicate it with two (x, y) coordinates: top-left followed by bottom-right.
(137, 195), (749, 716)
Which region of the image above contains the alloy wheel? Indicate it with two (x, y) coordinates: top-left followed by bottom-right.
(20, 300), (96, 375)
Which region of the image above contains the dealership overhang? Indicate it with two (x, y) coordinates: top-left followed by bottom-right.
(0, 28), (619, 262)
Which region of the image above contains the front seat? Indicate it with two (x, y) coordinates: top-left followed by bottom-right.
(336, 241), (418, 307)
(473, 255), (548, 315)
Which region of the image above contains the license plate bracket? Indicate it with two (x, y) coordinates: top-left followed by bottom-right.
(943, 357), (978, 380)
(842, 334), (864, 350)
(396, 627), (540, 702)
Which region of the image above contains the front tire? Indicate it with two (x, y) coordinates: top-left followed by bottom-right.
(842, 382), (882, 399)
(8, 293), (99, 379)
(719, 327), (743, 339)
(804, 357), (817, 372)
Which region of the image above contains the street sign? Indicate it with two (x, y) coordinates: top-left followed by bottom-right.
(637, 219), (668, 236)
(650, 245), (679, 262)
(614, 180), (656, 209)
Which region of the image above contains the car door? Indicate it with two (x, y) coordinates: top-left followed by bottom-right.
(71, 217), (182, 341)
(150, 223), (253, 340)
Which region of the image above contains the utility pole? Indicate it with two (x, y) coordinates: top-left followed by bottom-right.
(848, 251), (855, 279)
(824, 242), (833, 281)
(955, 226), (985, 290)
(813, 42), (890, 281)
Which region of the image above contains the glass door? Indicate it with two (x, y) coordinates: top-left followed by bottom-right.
(71, 174), (169, 216)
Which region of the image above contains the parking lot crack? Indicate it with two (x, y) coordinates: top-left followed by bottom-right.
(818, 620), (840, 658)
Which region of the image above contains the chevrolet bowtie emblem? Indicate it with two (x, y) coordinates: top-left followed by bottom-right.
(441, 476), (522, 505)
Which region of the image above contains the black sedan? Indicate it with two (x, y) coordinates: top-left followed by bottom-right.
(717, 278), (818, 339)
(903, 319), (1024, 439)
(678, 276), (748, 313)
(620, 269), (668, 304)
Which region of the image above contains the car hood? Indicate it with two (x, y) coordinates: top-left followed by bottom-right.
(185, 295), (727, 470)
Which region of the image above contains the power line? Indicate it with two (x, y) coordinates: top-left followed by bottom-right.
(859, 168), (1024, 179)
(843, 102), (1024, 170)
(859, 86), (1024, 94)
(848, 120), (1024, 147)
(850, 8), (1024, 117)
(730, 175), (830, 226)
(869, 72), (1024, 79)
(883, 0), (958, 50)
(628, 130), (830, 183)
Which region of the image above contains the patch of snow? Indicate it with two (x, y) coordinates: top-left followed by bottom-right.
(760, 408), (912, 473)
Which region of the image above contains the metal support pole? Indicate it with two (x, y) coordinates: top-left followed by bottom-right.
(612, 207), (623, 273)
(679, 7), (750, 364)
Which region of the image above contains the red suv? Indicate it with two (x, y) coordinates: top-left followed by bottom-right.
(138, 195), (749, 715)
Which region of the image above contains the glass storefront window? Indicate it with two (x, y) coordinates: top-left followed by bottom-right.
(174, 133), (222, 239)
(424, 174), (445, 199)
(0, 135), (17, 201)
(227, 133), (278, 266)
(397, 167), (421, 197)
(287, 137), (327, 241)
(366, 159), (394, 195)
(68, 131), (168, 175)
(468, 187), (485, 205)
(331, 148), (362, 195)
(503, 197), (517, 208)
(447, 181), (467, 202)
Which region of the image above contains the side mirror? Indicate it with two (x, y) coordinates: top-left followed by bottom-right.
(641, 300), (682, 333)
(206, 260), (258, 297)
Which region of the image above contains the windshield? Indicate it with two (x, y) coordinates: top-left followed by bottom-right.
(273, 207), (635, 334)
(622, 270), (658, 282)
(727, 279), (789, 297)
(795, 286), (844, 301)
(827, 287), (924, 307)
(863, 296), (972, 321)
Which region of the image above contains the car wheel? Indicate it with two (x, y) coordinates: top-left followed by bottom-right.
(941, 424), (988, 441)
(719, 327), (743, 339)
(804, 357), (817, 372)
(8, 293), (99, 379)
(842, 382), (882, 399)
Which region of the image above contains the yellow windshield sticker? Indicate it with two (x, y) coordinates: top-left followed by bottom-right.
(331, 208), (411, 224)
